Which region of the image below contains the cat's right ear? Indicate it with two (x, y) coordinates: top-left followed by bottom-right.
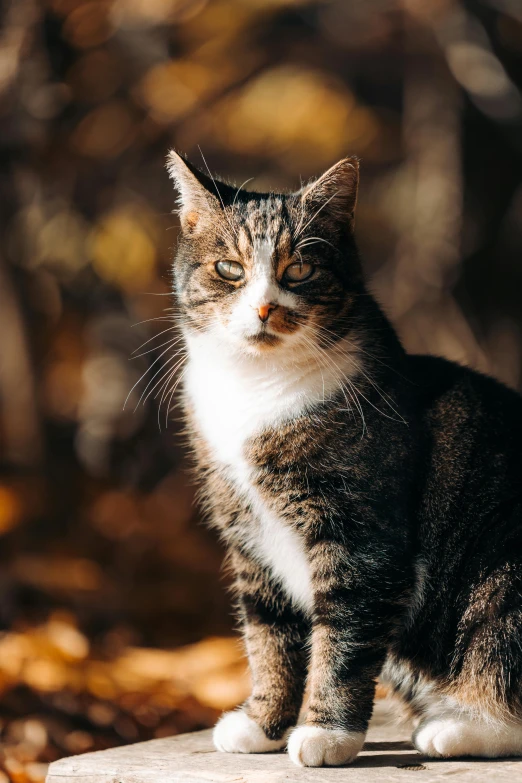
(167, 151), (224, 234)
(296, 157), (359, 231)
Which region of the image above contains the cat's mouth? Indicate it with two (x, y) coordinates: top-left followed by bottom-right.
(244, 331), (281, 348)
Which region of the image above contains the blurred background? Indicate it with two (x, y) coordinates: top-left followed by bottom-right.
(1, 0), (522, 779)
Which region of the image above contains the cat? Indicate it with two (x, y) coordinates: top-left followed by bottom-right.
(167, 150), (522, 767)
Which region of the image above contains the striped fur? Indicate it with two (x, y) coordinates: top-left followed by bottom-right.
(168, 152), (522, 766)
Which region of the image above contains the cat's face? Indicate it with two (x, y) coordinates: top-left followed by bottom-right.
(168, 153), (361, 361)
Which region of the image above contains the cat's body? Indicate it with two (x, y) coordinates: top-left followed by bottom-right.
(168, 152), (522, 766)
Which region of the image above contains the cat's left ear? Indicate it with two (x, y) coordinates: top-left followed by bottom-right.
(297, 157), (359, 229)
(167, 151), (233, 234)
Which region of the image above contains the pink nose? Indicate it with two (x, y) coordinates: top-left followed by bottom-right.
(258, 303), (277, 323)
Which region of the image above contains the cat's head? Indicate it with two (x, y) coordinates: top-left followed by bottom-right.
(168, 152), (362, 361)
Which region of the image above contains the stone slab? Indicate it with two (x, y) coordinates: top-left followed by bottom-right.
(46, 701), (522, 783)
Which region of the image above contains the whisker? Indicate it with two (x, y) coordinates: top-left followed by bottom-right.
(140, 352), (187, 410)
(123, 340), (178, 410)
(313, 322), (409, 385)
(300, 331), (362, 430)
(233, 178), (254, 209)
(291, 187), (308, 242)
(198, 145), (239, 243)
(158, 356), (188, 430)
(131, 328), (181, 358)
(295, 236), (337, 253)
(293, 189), (340, 243)
(131, 316), (176, 328)
(315, 330), (406, 426)
(319, 344), (366, 435)
(164, 364), (189, 428)
(127, 346), (185, 412)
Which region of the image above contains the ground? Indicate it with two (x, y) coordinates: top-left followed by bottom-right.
(46, 700), (522, 783)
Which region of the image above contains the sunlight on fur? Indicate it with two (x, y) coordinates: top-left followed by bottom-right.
(167, 152), (522, 768)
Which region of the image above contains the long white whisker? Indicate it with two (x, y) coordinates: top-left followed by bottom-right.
(302, 331), (366, 434)
(295, 236), (337, 252)
(233, 178), (254, 209)
(324, 339), (405, 425)
(141, 352), (187, 409)
(164, 364), (189, 428)
(300, 332), (362, 431)
(293, 189), (340, 243)
(292, 188), (308, 241)
(131, 325), (178, 355)
(131, 349), (185, 411)
(132, 333), (183, 359)
(123, 340), (181, 410)
(159, 357), (188, 430)
(322, 347), (366, 435)
(198, 146), (239, 242)
(131, 316), (175, 327)
(312, 323), (407, 424)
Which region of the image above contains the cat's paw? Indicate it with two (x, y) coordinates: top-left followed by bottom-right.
(213, 710), (287, 754)
(287, 725), (365, 767)
(414, 718), (471, 757)
(414, 717), (522, 758)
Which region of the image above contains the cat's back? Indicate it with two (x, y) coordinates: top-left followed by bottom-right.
(407, 352), (522, 496)
(408, 353), (522, 425)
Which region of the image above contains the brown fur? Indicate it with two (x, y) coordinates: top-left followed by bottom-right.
(168, 152), (522, 763)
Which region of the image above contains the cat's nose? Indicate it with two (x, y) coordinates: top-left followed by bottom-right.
(258, 303), (277, 323)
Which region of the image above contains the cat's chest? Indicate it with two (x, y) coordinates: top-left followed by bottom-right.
(186, 366), (268, 471)
(184, 345), (307, 469)
(184, 345), (314, 613)
(185, 346), (297, 504)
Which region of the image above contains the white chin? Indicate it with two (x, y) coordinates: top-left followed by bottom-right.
(237, 334), (281, 353)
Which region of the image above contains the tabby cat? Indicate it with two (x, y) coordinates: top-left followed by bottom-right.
(167, 151), (522, 767)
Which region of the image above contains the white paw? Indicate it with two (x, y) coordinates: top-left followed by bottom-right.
(287, 725), (365, 767)
(413, 717), (522, 758)
(213, 710), (287, 754)
(414, 718), (470, 757)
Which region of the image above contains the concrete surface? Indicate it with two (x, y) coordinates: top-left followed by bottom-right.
(46, 701), (522, 782)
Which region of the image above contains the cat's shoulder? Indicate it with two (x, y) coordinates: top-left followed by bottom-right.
(405, 352), (522, 417)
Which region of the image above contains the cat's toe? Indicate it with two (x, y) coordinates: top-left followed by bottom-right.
(415, 718), (482, 758)
(413, 719), (448, 757)
(430, 722), (478, 758)
(213, 710), (287, 754)
(287, 725), (364, 767)
(414, 717), (522, 758)
(415, 718), (484, 758)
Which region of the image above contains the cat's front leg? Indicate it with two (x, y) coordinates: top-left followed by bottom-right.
(214, 548), (310, 754)
(288, 539), (405, 767)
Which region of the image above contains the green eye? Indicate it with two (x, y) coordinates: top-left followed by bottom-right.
(215, 260), (244, 281)
(284, 262), (314, 283)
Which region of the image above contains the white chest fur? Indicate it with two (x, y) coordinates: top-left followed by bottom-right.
(184, 333), (354, 615)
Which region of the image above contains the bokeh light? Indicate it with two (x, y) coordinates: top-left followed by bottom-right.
(1, 0), (522, 778)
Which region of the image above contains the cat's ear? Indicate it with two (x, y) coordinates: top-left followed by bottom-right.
(298, 157), (359, 228)
(167, 151), (230, 234)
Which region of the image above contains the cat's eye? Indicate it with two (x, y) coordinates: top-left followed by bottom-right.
(215, 260), (244, 281)
(284, 262), (314, 283)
